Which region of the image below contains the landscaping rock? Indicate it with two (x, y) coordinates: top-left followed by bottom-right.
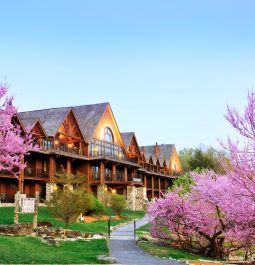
(0, 223), (33, 236)
(65, 229), (82, 238)
(42, 236), (59, 246)
(38, 220), (53, 227)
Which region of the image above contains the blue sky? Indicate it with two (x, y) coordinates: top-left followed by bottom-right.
(0, 0), (254, 150)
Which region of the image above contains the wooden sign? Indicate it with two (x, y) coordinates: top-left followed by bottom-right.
(21, 198), (35, 213)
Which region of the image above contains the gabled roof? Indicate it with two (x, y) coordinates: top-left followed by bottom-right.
(121, 132), (135, 149)
(20, 117), (38, 132)
(18, 107), (71, 136)
(140, 144), (175, 167)
(73, 103), (108, 141)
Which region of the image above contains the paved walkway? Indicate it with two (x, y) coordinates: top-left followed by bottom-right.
(109, 217), (182, 265)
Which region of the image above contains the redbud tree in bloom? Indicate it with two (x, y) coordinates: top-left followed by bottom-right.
(148, 90), (255, 259)
(0, 84), (34, 177)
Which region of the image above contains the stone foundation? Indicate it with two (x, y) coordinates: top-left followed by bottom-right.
(97, 184), (107, 204)
(126, 186), (148, 211)
(45, 183), (57, 201)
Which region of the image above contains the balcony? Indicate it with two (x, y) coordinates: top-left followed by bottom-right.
(0, 170), (13, 177)
(40, 140), (84, 156)
(128, 175), (142, 182)
(24, 168), (48, 178)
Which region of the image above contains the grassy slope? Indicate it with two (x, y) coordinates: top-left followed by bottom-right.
(0, 207), (144, 264)
(136, 224), (210, 261)
(0, 207), (145, 234)
(0, 236), (108, 264)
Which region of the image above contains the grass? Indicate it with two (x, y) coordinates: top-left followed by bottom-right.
(0, 235), (108, 264)
(0, 206), (145, 264)
(0, 206), (145, 234)
(136, 224), (211, 261)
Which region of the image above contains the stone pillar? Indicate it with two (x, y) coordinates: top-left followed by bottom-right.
(126, 186), (136, 211)
(46, 183), (57, 201)
(136, 187), (148, 211)
(97, 184), (107, 204)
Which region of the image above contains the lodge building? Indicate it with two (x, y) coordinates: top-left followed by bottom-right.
(0, 103), (182, 210)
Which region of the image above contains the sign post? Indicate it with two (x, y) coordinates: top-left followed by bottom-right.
(13, 191), (39, 228)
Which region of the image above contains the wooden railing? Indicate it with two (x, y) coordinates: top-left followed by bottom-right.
(24, 168), (48, 178)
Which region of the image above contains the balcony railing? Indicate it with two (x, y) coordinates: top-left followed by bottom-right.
(105, 172), (113, 181)
(0, 193), (15, 203)
(116, 173), (124, 181)
(0, 170), (13, 176)
(92, 172), (100, 181)
(40, 140), (84, 156)
(147, 182), (152, 188)
(128, 175), (142, 182)
(24, 168), (48, 178)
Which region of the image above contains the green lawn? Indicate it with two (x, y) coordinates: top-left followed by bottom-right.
(0, 206), (145, 234)
(0, 206), (145, 264)
(0, 235), (108, 264)
(136, 224), (211, 261)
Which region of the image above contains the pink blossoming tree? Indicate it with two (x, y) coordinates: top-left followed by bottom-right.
(0, 83), (34, 177)
(148, 90), (255, 259)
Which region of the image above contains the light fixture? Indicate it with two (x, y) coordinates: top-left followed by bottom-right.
(68, 143), (73, 148)
(54, 140), (59, 145)
(112, 189), (116, 194)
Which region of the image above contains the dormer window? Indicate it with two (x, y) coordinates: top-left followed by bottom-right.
(104, 127), (114, 143)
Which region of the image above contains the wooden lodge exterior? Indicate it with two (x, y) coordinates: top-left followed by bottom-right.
(0, 103), (182, 209)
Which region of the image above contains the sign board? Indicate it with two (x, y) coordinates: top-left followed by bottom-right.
(21, 198), (35, 213)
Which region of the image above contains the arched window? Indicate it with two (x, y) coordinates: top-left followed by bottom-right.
(104, 127), (114, 143)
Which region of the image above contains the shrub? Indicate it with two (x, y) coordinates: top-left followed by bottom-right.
(46, 188), (86, 228)
(111, 194), (126, 216)
(91, 199), (105, 216)
(83, 193), (96, 215)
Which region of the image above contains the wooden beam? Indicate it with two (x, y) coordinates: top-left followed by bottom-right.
(158, 178), (161, 197)
(67, 160), (71, 175)
(152, 176), (155, 198)
(124, 167), (128, 182)
(49, 157), (56, 182)
(112, 164), (116, 181)
(144, 174), (147, 187)
(100, 162), (105, 184)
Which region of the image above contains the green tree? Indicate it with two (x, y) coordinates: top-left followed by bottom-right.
(111, 194), (126, 216)
(47, 187), (86, 228)
(179, 147), (227, 174)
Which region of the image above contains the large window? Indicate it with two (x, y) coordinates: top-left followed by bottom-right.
(89, 139), (125, 160)
(104, 127), (114, 143)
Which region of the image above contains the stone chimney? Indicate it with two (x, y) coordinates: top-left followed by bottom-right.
(154, 142), (161, 157)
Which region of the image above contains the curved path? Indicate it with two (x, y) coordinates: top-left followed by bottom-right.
(109, 217), (182, 265)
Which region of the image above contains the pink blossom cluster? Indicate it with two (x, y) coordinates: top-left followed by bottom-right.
(148, 90), (255, 259)
(0, 84), (34, 177)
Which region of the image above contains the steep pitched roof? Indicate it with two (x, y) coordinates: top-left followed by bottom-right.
(17, 103), (109, 141)
(140, 144), (175, 167)
(121, 132), (135, 148)
(73, 103), (108, 141)
(20, 117), (38, 132)
(18, 107), (71, 136)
